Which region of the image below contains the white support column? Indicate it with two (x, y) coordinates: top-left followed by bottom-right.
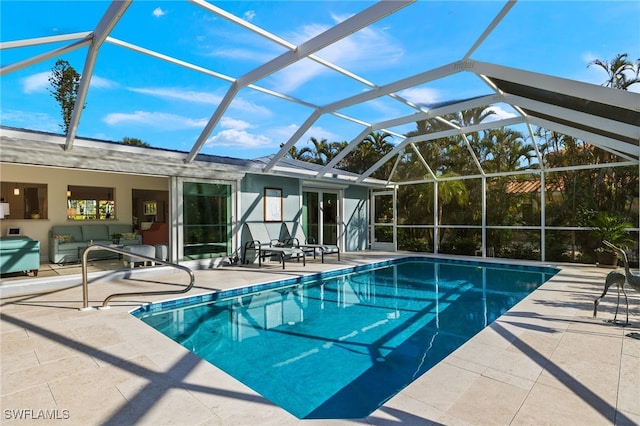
(481, 175), (487, 257)
(393, 185), (398, 251)
(169, 176), (181, 263)
(433, 180), (439, 254)
(540, 171), (546, 261)
(65, 1), (132, 151)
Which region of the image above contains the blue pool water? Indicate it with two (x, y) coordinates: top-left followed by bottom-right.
(132, 257), (557, 419)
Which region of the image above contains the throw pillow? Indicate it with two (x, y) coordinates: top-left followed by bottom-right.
(120, 232), (137, 240)
(54, 234), (74, 243)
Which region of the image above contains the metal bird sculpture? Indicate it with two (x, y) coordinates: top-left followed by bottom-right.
(593, 240), (639, 324)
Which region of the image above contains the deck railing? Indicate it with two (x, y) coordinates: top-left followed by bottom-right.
(80, 243), (195, 310)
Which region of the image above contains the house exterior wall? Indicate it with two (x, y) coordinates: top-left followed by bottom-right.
(239, 174), (302, 254)
(239, 173), (370, 253)
(0, 164), (168, 261)
(240, 174), (302, 226)
(0, 162), (371, 264)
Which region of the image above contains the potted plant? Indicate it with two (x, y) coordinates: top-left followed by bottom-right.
(111, 232), (121, 244)
(590, 211), (634, 267)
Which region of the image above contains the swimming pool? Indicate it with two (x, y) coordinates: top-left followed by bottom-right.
(132, 257), (558, 419)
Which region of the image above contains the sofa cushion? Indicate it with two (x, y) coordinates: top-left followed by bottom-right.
(53, 234), (75, 243)
(51, 225), (83, 243)
(108, 224), (134, 237)
(82, 225), (109, 241)
(120, 232), (137, 240)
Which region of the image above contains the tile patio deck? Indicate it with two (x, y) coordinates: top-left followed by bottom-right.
(1, 253), (639, 425)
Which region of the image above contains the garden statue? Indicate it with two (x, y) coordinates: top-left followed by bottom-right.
(593, 240), (639, 325)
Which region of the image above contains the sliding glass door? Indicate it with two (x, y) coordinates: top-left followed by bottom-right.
(303, 190), (340, 246)
(183, 182), (232, 259)
(371, 191), (395, 250)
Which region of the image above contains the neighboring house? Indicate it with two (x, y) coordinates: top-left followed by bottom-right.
(503, 179), (565, 222)
(0, 127), (385, 265)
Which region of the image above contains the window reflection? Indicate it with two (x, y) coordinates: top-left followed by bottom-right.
(67, 185), (115, 220)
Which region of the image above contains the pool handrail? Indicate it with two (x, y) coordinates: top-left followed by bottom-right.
(80, 243), (195, 310)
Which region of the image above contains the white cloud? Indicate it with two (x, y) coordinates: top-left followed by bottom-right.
(300, 125), (340, 144)
(243, 10), (256, 21)
(397, 87), (440, 105)
(0, 109), (58, 132)
(21, 72), (50, 94)
(270, 123), (341, 147)
(207, 128), (272, 148)
(229, 97), (272, 117)
(103, 111), (207, 129)
(268, 14), (404, 93)
(152, 7), (167, 18)
(582, 52), (598, 65)
(128, 87), (222, 104)
(127, 86), (272, 116)
(220, 116), (252, 131)
(268, 60), (325, 94)
(90, 75), (118, 89)
(208, 47), (274, 62)
(22, 72), (116, 94)
(271, 123), (299, 141)
(483, 106), (517, 122)
(207, 116), (275, 148)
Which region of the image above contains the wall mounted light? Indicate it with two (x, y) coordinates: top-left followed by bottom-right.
(67, 190), (71, 197)
(13, 187), (19, 195)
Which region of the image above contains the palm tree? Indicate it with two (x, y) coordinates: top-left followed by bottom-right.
(363, 131), (394, 154)
(588, 53), (640, 90)
(326, 140), (348, 164)
(451, 106), (496, 128)
(479, 128), (535, 173)
(434, 174), (469, 246)
(281, 143), (313, 162)
(337, 131), (394, 176)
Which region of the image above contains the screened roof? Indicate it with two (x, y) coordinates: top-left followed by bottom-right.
(1, 1), (638, 185)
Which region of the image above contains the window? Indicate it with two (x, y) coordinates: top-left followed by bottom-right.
(0, 181), (48, 219)
(67, 185), (115, 220)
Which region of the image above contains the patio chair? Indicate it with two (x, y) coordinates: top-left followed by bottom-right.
(282, 223), (340, 263)
(242, 223), (305, 270)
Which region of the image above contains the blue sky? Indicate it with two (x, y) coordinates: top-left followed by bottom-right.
(1, 1), (638, 159)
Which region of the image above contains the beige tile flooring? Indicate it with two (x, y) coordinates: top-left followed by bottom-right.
(1, 253), (639, 425)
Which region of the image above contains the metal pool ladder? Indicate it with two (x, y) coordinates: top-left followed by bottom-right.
(80, 243), (195, 310)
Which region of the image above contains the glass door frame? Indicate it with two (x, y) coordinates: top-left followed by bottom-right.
(301, 187), (343, 248)
(171, 176), (239, 262)
(370, 189), (396, 250)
